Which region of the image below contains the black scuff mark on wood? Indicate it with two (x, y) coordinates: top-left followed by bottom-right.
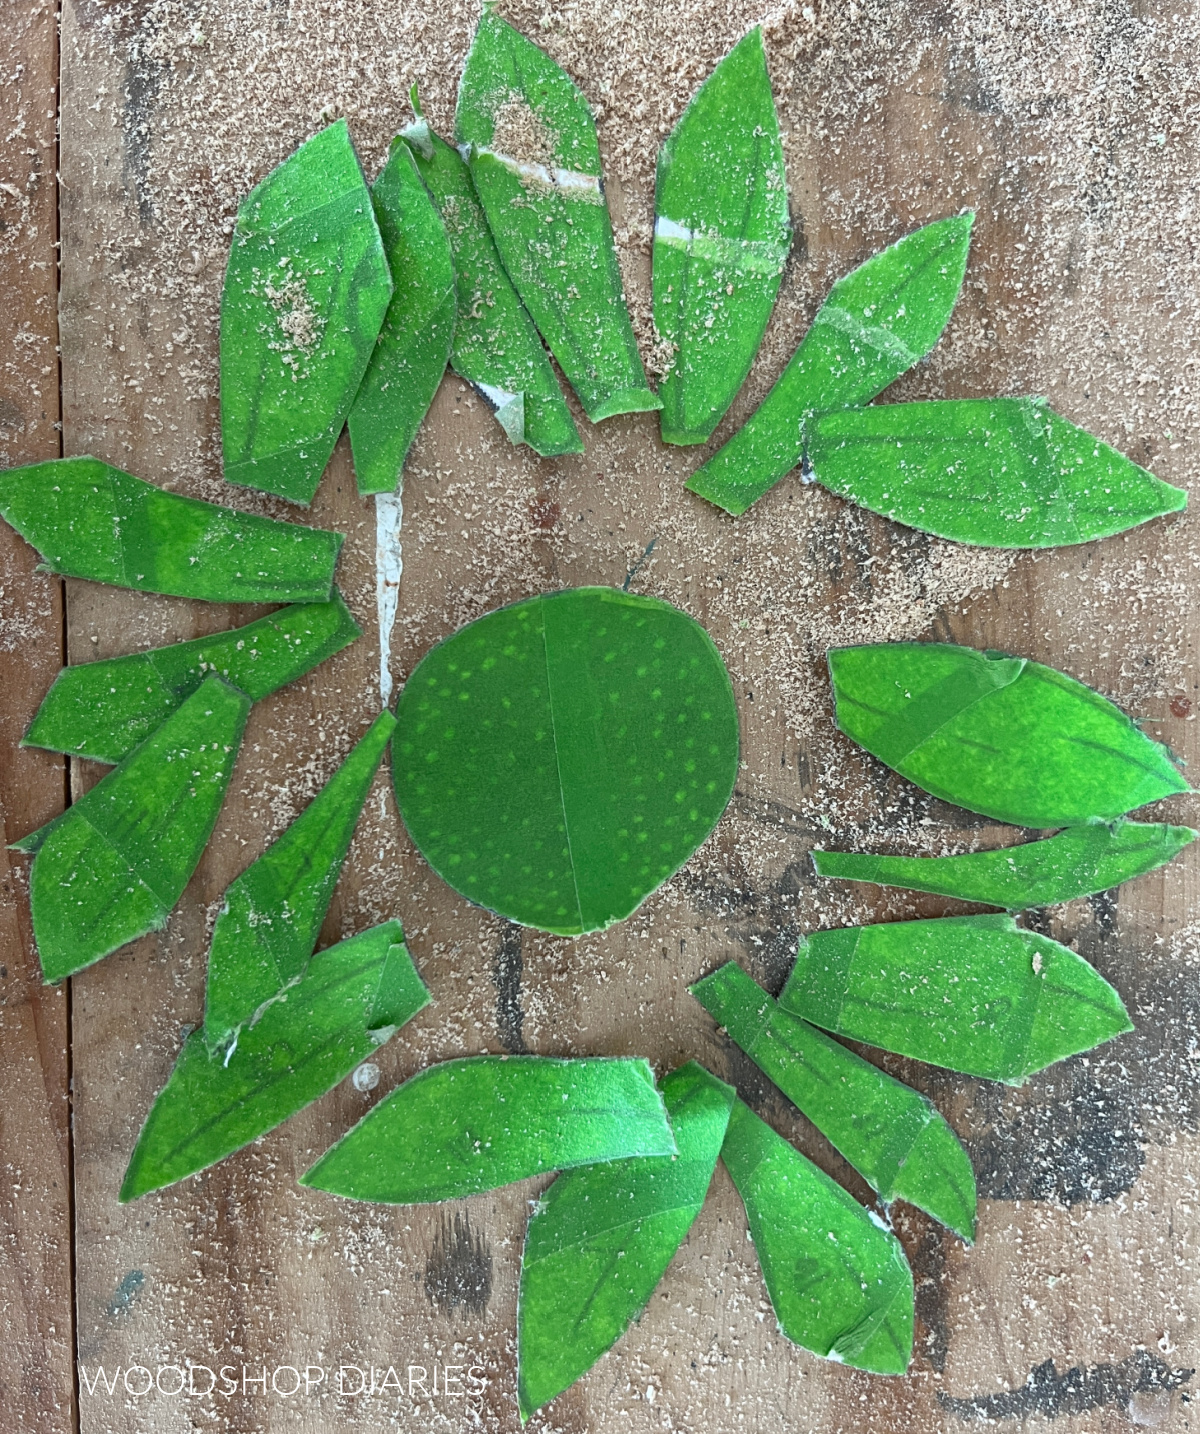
(424, 1211), (493, 1319)
(938, 1351), (1192, 1422)
(121, 19), (168, 225)
(492, 921), (527, 1053)
(106, 1269), (144, 1318)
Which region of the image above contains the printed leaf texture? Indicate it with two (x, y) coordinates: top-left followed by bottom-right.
(779, 914), (1133, 1084)
(300, 1056), (677, 1203)
(120, 922), (429, 1202)
(24, 594), (360, 765)
(687, 215), (973, 515)
(721, 1098), (914, 1374)
(203, 710), (396, 1053)
(692, 962), (975, 1240)
(347, 137), (456, 494)
(653, 29), (791, 445)
(220, 119), (393, 504)
(805, 398), (1187, 546)
(829, 642), (1189, 827)
(813, 821), (1196, 910)
(392, 587), (739, 936)
(403, 114), (583, 455)
(518, 1062), (733, 1421)
(0, 456), (343, 602)
(20, 675), (249, 982)
(456, 10), (660, 422)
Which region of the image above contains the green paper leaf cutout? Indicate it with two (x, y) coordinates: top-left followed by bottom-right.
(653, 29), (792, 446)
(24, 593), (360, 765)
(403, 117), (583, 456)
(347, 138), (456, 494)
(21, 675), (250, 983)
(220, 119), (394, 505)
(813, 821), (1196, 910)
(692, 962), (975, 1240)
(720, 1097), (914, 1375)
(392, 587), (739, 936)
(203, 710), (396, 1054)
(517, 1061), (734, 1420)
(779, 913), (1133, 1084)
(299, 1056), (677, 1203)
(686, 215), (973, 515)
(120, 922), (429, 1202)
(456, 10), (661, 423)
(805, 398), (1187, 547)
(829, 642), (1189, 827)
(0, 456), (343, 602)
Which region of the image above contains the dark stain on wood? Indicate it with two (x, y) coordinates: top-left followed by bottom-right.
(938, 1350), (1193, 1422)
(424, 1211), (494, 1319)
(492, 921), (528, 1054)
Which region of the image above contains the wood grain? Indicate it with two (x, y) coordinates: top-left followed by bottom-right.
(0, 3), (72, 1432)
(32, 1), (1200, 1431)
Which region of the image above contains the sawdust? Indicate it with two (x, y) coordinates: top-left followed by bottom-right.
(40, 0), (1200, 1430)
(488, 91), (559, 170)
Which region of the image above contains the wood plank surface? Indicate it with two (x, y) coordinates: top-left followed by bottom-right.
(0, 2), (73, 1431)
(9, 0), (1196, 1431)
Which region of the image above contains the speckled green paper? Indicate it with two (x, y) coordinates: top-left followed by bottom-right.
(829, 642), (1189, 827)
(0, 456), (343, 602)
(517, 1061), (734, 1420)
(347, 136), (456, 494)
(805, 398), (1187, 546)
(692, 961), (975, 1239)
(653, 29), (791, 444)
(457, 10), (660, 422)
(813, 822), (1196, 909)
(721, 1098), (914, 1374)
(24, 593), (360, 765)
(392, 587), (739, 935)
(203, 710), (396, 1053)
(300, 1057), (677, 1203)
(121, 922), (428, 1202)
(20, 675), (249, 983)
(403, 117), (583, 456)
(221, 120), (393, 504)
(687, 215), (972, 514)
(779, 914), (1133, 1084)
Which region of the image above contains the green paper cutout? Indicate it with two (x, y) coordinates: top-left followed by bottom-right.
(829, 642), (1189, 827)
(299, 1056), (677, 1203)
(392, 587), (739, 936)
(220, 119), (393, 505)
(24, 593), (360, 765)
(120, 922), (429, 1202)
(0, 456), (343, 602)
(779, 913), (1133, 1084)
(686, 215), (973, 515)
(21, 675), (250, 983)
(813, 821), (1196, 909)
(456, 10), (661, 423)
(720, 1098), (914, 1375)
(347, 137), (456, 494)
(517, 1061), (734, 1421)
(403, 113), (583, 456)
(805, 398), (1187, 546)
(203, 710), (396, 1054)
(692, 962), (975, 1240)
(653, 29), (791, 445)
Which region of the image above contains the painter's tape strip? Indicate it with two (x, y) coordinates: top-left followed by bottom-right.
(654, 215), (790, 277)
(470, 145), (604, 203)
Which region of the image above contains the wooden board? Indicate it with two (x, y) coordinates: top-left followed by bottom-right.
(0, 3), (73, 1431)
(4, 1), (1198, 1430)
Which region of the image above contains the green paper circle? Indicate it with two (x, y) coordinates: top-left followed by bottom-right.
(392, 587), (740, 935)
